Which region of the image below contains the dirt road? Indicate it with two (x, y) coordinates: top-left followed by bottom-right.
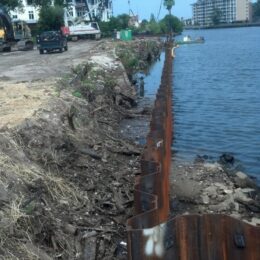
(0, 40), (98, 82)
(0, 40), (99, 128)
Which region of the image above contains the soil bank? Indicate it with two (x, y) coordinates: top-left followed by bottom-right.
(0, 38), (162, 259)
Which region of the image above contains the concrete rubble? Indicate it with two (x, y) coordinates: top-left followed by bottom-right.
(170, 161), (260, 227)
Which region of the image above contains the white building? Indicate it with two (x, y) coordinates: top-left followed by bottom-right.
(11, 0), (39, 24)
(192, 0), (252, 26)
(10, 0), (112, 24)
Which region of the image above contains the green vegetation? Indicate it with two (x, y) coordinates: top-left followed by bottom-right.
(72, 91), (83, 98)
(0, 0), (66, 10)
(0, 0), (22, 10)
(160, 14), (184, 34)
(116, 47), (139, 74)
(99, 14), (131, 36)
(2, 0), (183, 35)
(100, 13), (184, 37)
(38, 5), (64, 31)
(34, 0), (68, 32)
(164, 0), (175, 15)
(2, 0), (66, 32)
(58, 62), (118, 101)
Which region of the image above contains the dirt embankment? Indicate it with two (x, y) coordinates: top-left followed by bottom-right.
(0, 39), (163, 259)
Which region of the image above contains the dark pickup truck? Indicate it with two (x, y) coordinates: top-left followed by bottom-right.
(38, 31), (68, 54)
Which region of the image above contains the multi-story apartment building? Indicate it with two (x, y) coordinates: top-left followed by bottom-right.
(192, 0), (252, 26)
(10, 0), (112, 24)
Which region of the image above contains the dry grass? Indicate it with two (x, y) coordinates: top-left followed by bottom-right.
(0, 133), (81, 259)
(45, 173), (80, 203)
(9, 196), (27, 225)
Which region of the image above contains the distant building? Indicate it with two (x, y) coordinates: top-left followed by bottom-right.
(192, 0), (252, 26)
(181, 18), (194, 26)
(10, 0), (39, 24)
(10, 0), (112, 24)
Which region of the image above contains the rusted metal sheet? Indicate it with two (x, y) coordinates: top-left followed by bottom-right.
(128, 215), (260, 260)
(127, 41), (260, 260)
(127, 41), (174, 257)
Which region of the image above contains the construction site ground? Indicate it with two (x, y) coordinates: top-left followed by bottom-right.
(0, 41), (98, 128)
(0, 38), (162, 259)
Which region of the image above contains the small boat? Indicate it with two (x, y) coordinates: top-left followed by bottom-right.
(176, 35), (205, 45)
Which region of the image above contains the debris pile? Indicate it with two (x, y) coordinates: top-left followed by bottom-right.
(170, 160), (260, 226)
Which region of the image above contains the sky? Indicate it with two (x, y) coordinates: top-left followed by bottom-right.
(113, 0), (195, 20)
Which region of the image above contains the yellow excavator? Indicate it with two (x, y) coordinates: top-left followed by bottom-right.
(0, 4), (33, 52)
(0, 28), (4, 38)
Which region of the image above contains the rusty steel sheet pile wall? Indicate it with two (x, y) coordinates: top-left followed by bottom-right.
(126, 41), (260, 260)
(127, 41), (174, 259)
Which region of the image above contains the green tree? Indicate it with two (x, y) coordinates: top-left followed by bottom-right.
(147, 13), (160, 34)
(164, 0), (175, 15)
(100, 14), (130, 31)
(38, 5), (64, 31)
(30, 0), (68, 7)
(159, 14), (183, 34)
(30, 0), (51, 7)
(30, 0), (67, 32)
(99, 14), (130, 37)
(117, 14), (130, 29)
(211, 7), (222, 25)
(136, 19), (149, 34)
(0, 0), (22, 10)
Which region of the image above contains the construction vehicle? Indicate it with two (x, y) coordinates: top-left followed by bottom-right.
(63, 14), (101, 40)
(0, 4), (34, 52)
(0, 28), (4, 51)
(62, 0), (110, 40)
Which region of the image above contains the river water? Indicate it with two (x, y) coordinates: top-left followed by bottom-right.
(141, 27), (260, 181)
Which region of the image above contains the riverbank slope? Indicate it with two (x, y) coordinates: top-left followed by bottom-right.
(0, 38), (162, 259)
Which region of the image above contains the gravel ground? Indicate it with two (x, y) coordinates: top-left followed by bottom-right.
(0, 40), (99, 82)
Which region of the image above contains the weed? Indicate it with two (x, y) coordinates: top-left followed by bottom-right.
(72, 91), (82, 98)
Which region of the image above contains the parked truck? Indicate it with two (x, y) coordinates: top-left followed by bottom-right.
(62, 0), (102, 40)
(37, 30), (68, 54)
(0, 4), (34, 52)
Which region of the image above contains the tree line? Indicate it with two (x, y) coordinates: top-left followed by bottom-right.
(1, 0), (183, 35)
(100, 14), (183, 37)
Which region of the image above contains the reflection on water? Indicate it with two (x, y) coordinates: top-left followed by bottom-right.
(135, 52), (165, 99)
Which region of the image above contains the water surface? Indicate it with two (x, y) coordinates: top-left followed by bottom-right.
(173, 27), (260, 181)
